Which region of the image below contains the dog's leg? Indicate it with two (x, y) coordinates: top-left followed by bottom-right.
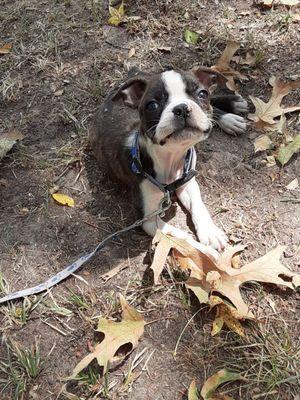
(140, 180), (219, 261)
(211, 94), (248, 136)
(176, 178), (227, 251)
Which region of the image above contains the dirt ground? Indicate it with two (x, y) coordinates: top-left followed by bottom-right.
(0, 1), (299, 399)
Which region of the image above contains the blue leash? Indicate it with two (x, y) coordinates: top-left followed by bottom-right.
(0, 193), (171, 304)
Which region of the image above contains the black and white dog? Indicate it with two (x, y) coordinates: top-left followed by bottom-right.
(90, 67), (247, 259)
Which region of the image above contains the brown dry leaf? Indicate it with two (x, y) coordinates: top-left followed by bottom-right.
(248, 76), (300, 129)
(212, 41), (247, 92)
(150, 231), (205, 285)
(232, 52), (256, 66)
(0, 43), (13, 54)
(254, 135), (273, 152)
(286, 178), (299, 190)
(176, 239), (299, 318)
(54, 89), (64, 96)
(0, 129), (24, 160)
(71, 294), (145, 377)
(212, 246), (300, 318)
(200, 369), (241, 399)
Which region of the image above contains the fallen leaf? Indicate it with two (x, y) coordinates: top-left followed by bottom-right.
(71, 294), (145, 377)
(254, 135), (273, 152)
(211, 298), (245, 337)
(188, 380), (200, 400)
(248, 77), (300, 129)
(232, 52), (257, 66)
(212, 41), (247, 92)
(184, 28), (200, 45)
(213, 246), (300, 317)
(52, 193), (75, 207)
(150, 231), (204, 285)
(54, 89), (64, 96)
(0, 130), (24, 161)
(286, 178), (299, 190)
(201, 369), (241, 399)
(152, 233), (300, 319)
(108, 0), (125, 26)
(276, 134), (300, 166)
(0, 43), (12, 54)
(128, 47), (135, 58)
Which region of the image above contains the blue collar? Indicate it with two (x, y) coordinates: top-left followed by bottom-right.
(130, 132), (197, 194)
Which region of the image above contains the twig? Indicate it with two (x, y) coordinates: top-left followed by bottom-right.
(42, 319), (67, 336)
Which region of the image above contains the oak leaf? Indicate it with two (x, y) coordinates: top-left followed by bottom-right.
(150, 230), (206, 285)
(212, 41), (247, 92)
(152, 233), (300, 319)
(71, 294), (145, 377)
(248, 76), (300, 129)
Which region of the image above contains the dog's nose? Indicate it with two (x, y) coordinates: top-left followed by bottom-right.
(172, 103), (190, 119)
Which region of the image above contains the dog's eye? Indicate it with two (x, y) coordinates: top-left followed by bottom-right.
(197, 89), (209, 100)
(146, 101), (159, 111)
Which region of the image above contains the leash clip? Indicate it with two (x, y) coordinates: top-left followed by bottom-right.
(159, 191), (171, 217)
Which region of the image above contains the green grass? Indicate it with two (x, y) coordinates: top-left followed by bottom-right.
(0, 339), (45, 400)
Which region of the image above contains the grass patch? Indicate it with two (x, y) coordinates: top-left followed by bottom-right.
(0, 339), (48, 400)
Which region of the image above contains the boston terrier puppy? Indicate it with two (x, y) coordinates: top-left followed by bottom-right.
(90, 67), (247, 259)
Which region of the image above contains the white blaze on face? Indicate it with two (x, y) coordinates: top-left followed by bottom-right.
(155, 70), (211, 143)
(162, 70), (188, 104)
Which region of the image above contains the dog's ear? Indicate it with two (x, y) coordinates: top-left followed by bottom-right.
(192, 66), (226, 89)
(111, 77), (147, 108)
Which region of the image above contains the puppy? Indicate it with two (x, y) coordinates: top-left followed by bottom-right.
(90, 67), (247, 258)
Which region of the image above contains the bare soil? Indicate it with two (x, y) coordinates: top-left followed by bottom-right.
(0, 1), (299, 399)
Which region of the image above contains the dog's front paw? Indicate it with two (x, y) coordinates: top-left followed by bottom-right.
(196, 222), (228, 252)
(219, 113), (247, 136)
(232, 96), (248, 114)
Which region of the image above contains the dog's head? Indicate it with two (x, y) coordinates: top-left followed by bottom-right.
(112, 68), (225, 146)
